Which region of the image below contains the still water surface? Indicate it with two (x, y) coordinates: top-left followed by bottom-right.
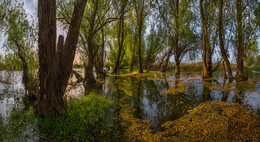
(0, 70), (259, 140)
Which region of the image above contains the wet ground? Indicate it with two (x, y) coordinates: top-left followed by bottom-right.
(0, 70), (260, 140)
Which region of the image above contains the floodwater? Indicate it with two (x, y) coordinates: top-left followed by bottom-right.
(0, 70), (260, 140)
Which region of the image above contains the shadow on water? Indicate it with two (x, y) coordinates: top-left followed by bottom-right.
(84, 71), (260, 131)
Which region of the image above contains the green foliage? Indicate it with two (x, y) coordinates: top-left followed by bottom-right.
(0, 106), (38, 141)
(245, 40), (259, 66)
(2, 53), (23, 70)
(247, 66), (260, 72)
(37, 94), (122, 141)
(144, 25), (166, 66)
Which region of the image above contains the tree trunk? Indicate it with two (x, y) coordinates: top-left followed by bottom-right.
(129, 45), (135, 72)
(146, 62), (153, 72)
(84, 46), (96, 84)
(158, 52), (168, 70)
(161, 49), (172, 72)
(138, 39), (143, 73)
(218, 0), (233, 80)
(113, 6), (125, 73)
(174, 0), (180, 75)
(200, 0), (212, 79)
(236, 0), (246, 82)
(175, 58), (180, 74)
(37, 0), (87, 115)
(222, 61), (227, 79)
(94, 29), (105, 77)
(137, 1), (144, 73)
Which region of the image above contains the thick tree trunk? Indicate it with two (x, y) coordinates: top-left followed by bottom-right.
(84, 49), (96, 84)
(38, 0), (63, 115)
(37, 0), (87, 115)
(236, 0), (246, 82)
(218, 0), (233, 80)
(94, 30), (105, 77)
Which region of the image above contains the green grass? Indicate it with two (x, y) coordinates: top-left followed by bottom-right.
(247, 66), (260, 71)
(36, 94), (124, 142)
(0, 94), (124, 141)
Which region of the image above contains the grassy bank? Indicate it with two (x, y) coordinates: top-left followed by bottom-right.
(247, 66), (260, 71)
(0, 94), (124, 142)
(37, 94), (124, 141)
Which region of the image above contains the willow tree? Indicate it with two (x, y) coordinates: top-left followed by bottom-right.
(133, 0), (148, 73)
(217, 0), (233, 80)
(3, 1), (36, 95)
(37, 0), (87, 115)
(155, 0), (197, 73)
(145, 24), (166, 72)
(113, 0), (128, 73)
(199, 0), (217, 79)
(80, 0), (118, 84)
(224, 0), (259, 81)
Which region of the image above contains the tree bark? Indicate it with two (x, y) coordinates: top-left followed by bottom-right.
(158, 52), (168, 70)
(37, 0), (87, 115)
(236, 0), (246, 82)
(129, 44), (135, 72)
(174, 0), (180, 75)
(161, 49), (172, 72)
(222, 60), (227, 79)
(94, 29), (105, 77)
(200, 0), (212, 79)
(218, 0), (233, 80)
(113, 2), (125, 73)
(84, 43), (96, 84)
(175, 57), (180, 74)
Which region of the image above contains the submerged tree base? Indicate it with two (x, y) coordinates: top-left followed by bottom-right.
(120, 101), (259, 142)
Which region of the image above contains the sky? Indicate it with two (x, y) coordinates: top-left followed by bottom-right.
(1, 0), (260, 64)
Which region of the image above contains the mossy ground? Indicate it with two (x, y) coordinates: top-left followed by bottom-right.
(120, 101), (259, 142)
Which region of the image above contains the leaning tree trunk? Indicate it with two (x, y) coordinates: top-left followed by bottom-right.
(222, 61), (227, 79)
(37, 0), (87, 115)
(158, 52), (167, 70)
(218, 0), (233, 80)
(161, 49), (172, 72)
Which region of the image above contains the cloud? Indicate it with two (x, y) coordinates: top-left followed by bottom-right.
(19, 0), (37, 19)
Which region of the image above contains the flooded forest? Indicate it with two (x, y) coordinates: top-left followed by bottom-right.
(0, 0), (259, 141)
